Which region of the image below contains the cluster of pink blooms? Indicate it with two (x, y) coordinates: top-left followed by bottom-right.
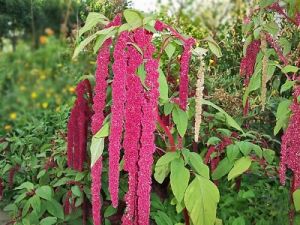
(67, 79), (92, 172)
(268, 2), (300, 27)
(154, 20), (196, 111)
(67, 14), (194, 224)
(279, 86), (300, 191)
(90, 14), (122, 225)
(240, 40), (261, 86)
(240, 39), (261, 116)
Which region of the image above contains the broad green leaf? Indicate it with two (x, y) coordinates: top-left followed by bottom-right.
(158, 69), (169, 101)
(170, 158), (190, 203)
(202, 99), (243, 133)
(212, 157), (234, 180)
(205, 36), (222, 58)
(282, 65), (299, 74)
(164, 102), (174, 115)
(293, 189), (300, 212)
(259, 0), (276, 8)
(243, 64), (261, 106)
(154, 152), (179, 184)
(263, 148), (275, 163)
(165, 42), (176, 59)
(279, 37), (291, 55)
(188, 152), (209, 179)
(40, 217), (57, 225)
(104, 205), (117, 217)
(263, 22), (279, 35)
(280, 80), (295, 93)
(237, 141), (253, 156)
(274, 99), (291, 135)
(184, 175), (220, 225)
(73, 26), (116, 59)
(95, 122), (110, 138)
(90, 135), (104, 167)
(35, 186), (52, 201)
(207, 137), (221, 146)
(93, 30), (117, 54)
(226, 144), (240, 162)
(79, 12), (108, 37)
(71, 185), (82, 197)
(123, 9), (143, 29)
(29, 195), (41, 213)
(172, 107), (188, 137)
(154, 211), (173, 225)
(15, 182), (34, 191)
(46, 199), (64, 219)
(228, 156), (252, 180)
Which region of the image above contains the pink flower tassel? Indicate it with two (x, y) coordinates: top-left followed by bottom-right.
(122, 44), (143, 224)
(135, 29), (160, 225)
(108, 31), (129, 207)
(179, 38), (196, 111)
(90, 14), (122, 225)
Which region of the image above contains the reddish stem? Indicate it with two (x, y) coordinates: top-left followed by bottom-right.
(157, 115), (176, 152)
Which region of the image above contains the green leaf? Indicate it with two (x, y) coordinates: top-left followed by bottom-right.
(154, 211), (173, 225)
(71, 185), (82, 197)
(232, 217), (246, 225)
(184, 175), (220, 225)
(259, 0), (276, 8)
(40, 217), (57, 225)
(29, 195), (41, 213)
(172, 107), (188, 137)
(243, 64), (261, 106)
(188, 152), (209, 179)
(35, 186), (53, 201)
(158, 69), (169, 101)
(263, 22), (279, 35)
(226, 144), (240, 162)
(90, 136), (104, 167)
(280, 80), (295, 93)
(123, 9), (143, 29)
(170, 158), (190, 203)
(274, 99), (291, 135)
(207, 137), (221, 146)
(46, 199), (64, 219)
(165, 42), (176, 59)
(164, 102), (174, 115)
(228, 156), (252, 180)
(205, 36), (222, 58)
(154, 152), (179, 184)
(73, 26), (116, 59)
(104, 205), (117, 218)
(263, 149), (275, 163)
(293, 189), (300, 212)
(282, 65), (299, 74)
(79, 12), (108, 37)
(212, 157), (234, 180)
(95, 122), (110, 138)
(202, 99), (243, 133)
(93, 31), (116, 54)
(237, 141), (253, 156)
(15, 182), (34, 191)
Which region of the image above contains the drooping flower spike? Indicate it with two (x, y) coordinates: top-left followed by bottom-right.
(90, 14), (122, 225)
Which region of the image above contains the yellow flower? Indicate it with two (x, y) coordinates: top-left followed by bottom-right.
(31, 92), (38, 99)
(42, 102), (49, 109)
(209, 59), (214, 65)
(45, 28), (54, 36)
(9, 112), (17, 120)
(68, 86), (75, 93)
(4, 125), (12, 131)
(39, 35), (48, 45)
